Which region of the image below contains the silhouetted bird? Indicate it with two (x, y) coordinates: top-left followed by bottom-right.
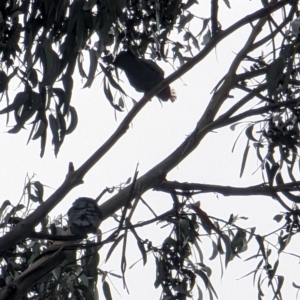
(113, 51), (176, 102)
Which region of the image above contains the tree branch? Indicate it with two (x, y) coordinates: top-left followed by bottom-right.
(214, 98), (300, 129)
(235, 83), (269, 103)
(158, 180), (300, 197)
(158, 180), (296, 211)
(235, 67), (268, 83)
(218, 83), (268, 121)
(249, 4), (296, 53)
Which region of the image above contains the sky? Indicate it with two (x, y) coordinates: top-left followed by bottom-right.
(0, 0), (299, 299)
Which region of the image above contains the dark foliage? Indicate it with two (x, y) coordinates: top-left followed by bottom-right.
(0, 0), (197, 156)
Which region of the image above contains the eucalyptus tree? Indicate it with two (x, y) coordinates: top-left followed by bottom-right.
(0, 0), (300, 299)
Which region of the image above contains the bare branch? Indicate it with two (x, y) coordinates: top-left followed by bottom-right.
(214, 98), (300, 129)
(158, 180), (300, 198)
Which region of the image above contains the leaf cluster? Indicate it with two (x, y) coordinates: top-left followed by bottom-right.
(0, 0), (200, 155)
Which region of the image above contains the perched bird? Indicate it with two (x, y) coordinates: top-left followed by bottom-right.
(113, 51), (176, 102)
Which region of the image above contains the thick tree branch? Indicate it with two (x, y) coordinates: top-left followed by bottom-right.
(158, 180), (295, 211)
(158, 180), (300, 197)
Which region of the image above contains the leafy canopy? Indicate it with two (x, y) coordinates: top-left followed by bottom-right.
(2, 1), (300, 300)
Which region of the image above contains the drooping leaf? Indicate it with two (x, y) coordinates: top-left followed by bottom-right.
(28, 69), (38, 88)
(274, 275), (284, 299)
(40, 118), (48, 158)
(273, 214), (283, 223)
(253, 142), (264, 163)
(62, 74), (74, 115)
(33, 181), (44, 201)
(100, 63), (127, 95)
(8, 91), (42, 133)
(4, 205), (25, 224)
(292, 282), (300, 289)
(194, 269), (209, 288)
(65, 106), (78, 134)
(105, 234), (124, 262)
(32, 120), (46, 140)
(77, 53), (88, 78)
(188, 204), (215, 235)
(223, 0), (231, 9)
(0, 92), (29, 115)
(26, 118), (38, 145)
(103, 77), (114, 103)
(201, 29), (211, 46)
(0, 200), (11, 217)
(48, 114), (60, 156)
(57, 110), (66, 145)
(154, 257), (164, 289)
(222, 234), (233, 267)
(196, 284), (203, 300)
(245, 124), (257, 142)
(136, 239), (147, 266)
(178, 13), (194, 31)
(266, 57), (285, 97)
(217, 235), (224, 254)
(40, 38), (61, 87)
(265, 162), (279, 186)
(209, 240), (219, 260)
(231, 229), (246, 254)
(255, 235), (267, 259)
(83, 49), (98, 88)
(197, 18), (210, 37)
(240, 139), (250, 178)
(53, 88), (66, 109)
(103, 77), (123, 112)
(247, 227), (256, 243)
(190, 32), (200, 51)
(0, 71), (9, 93)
